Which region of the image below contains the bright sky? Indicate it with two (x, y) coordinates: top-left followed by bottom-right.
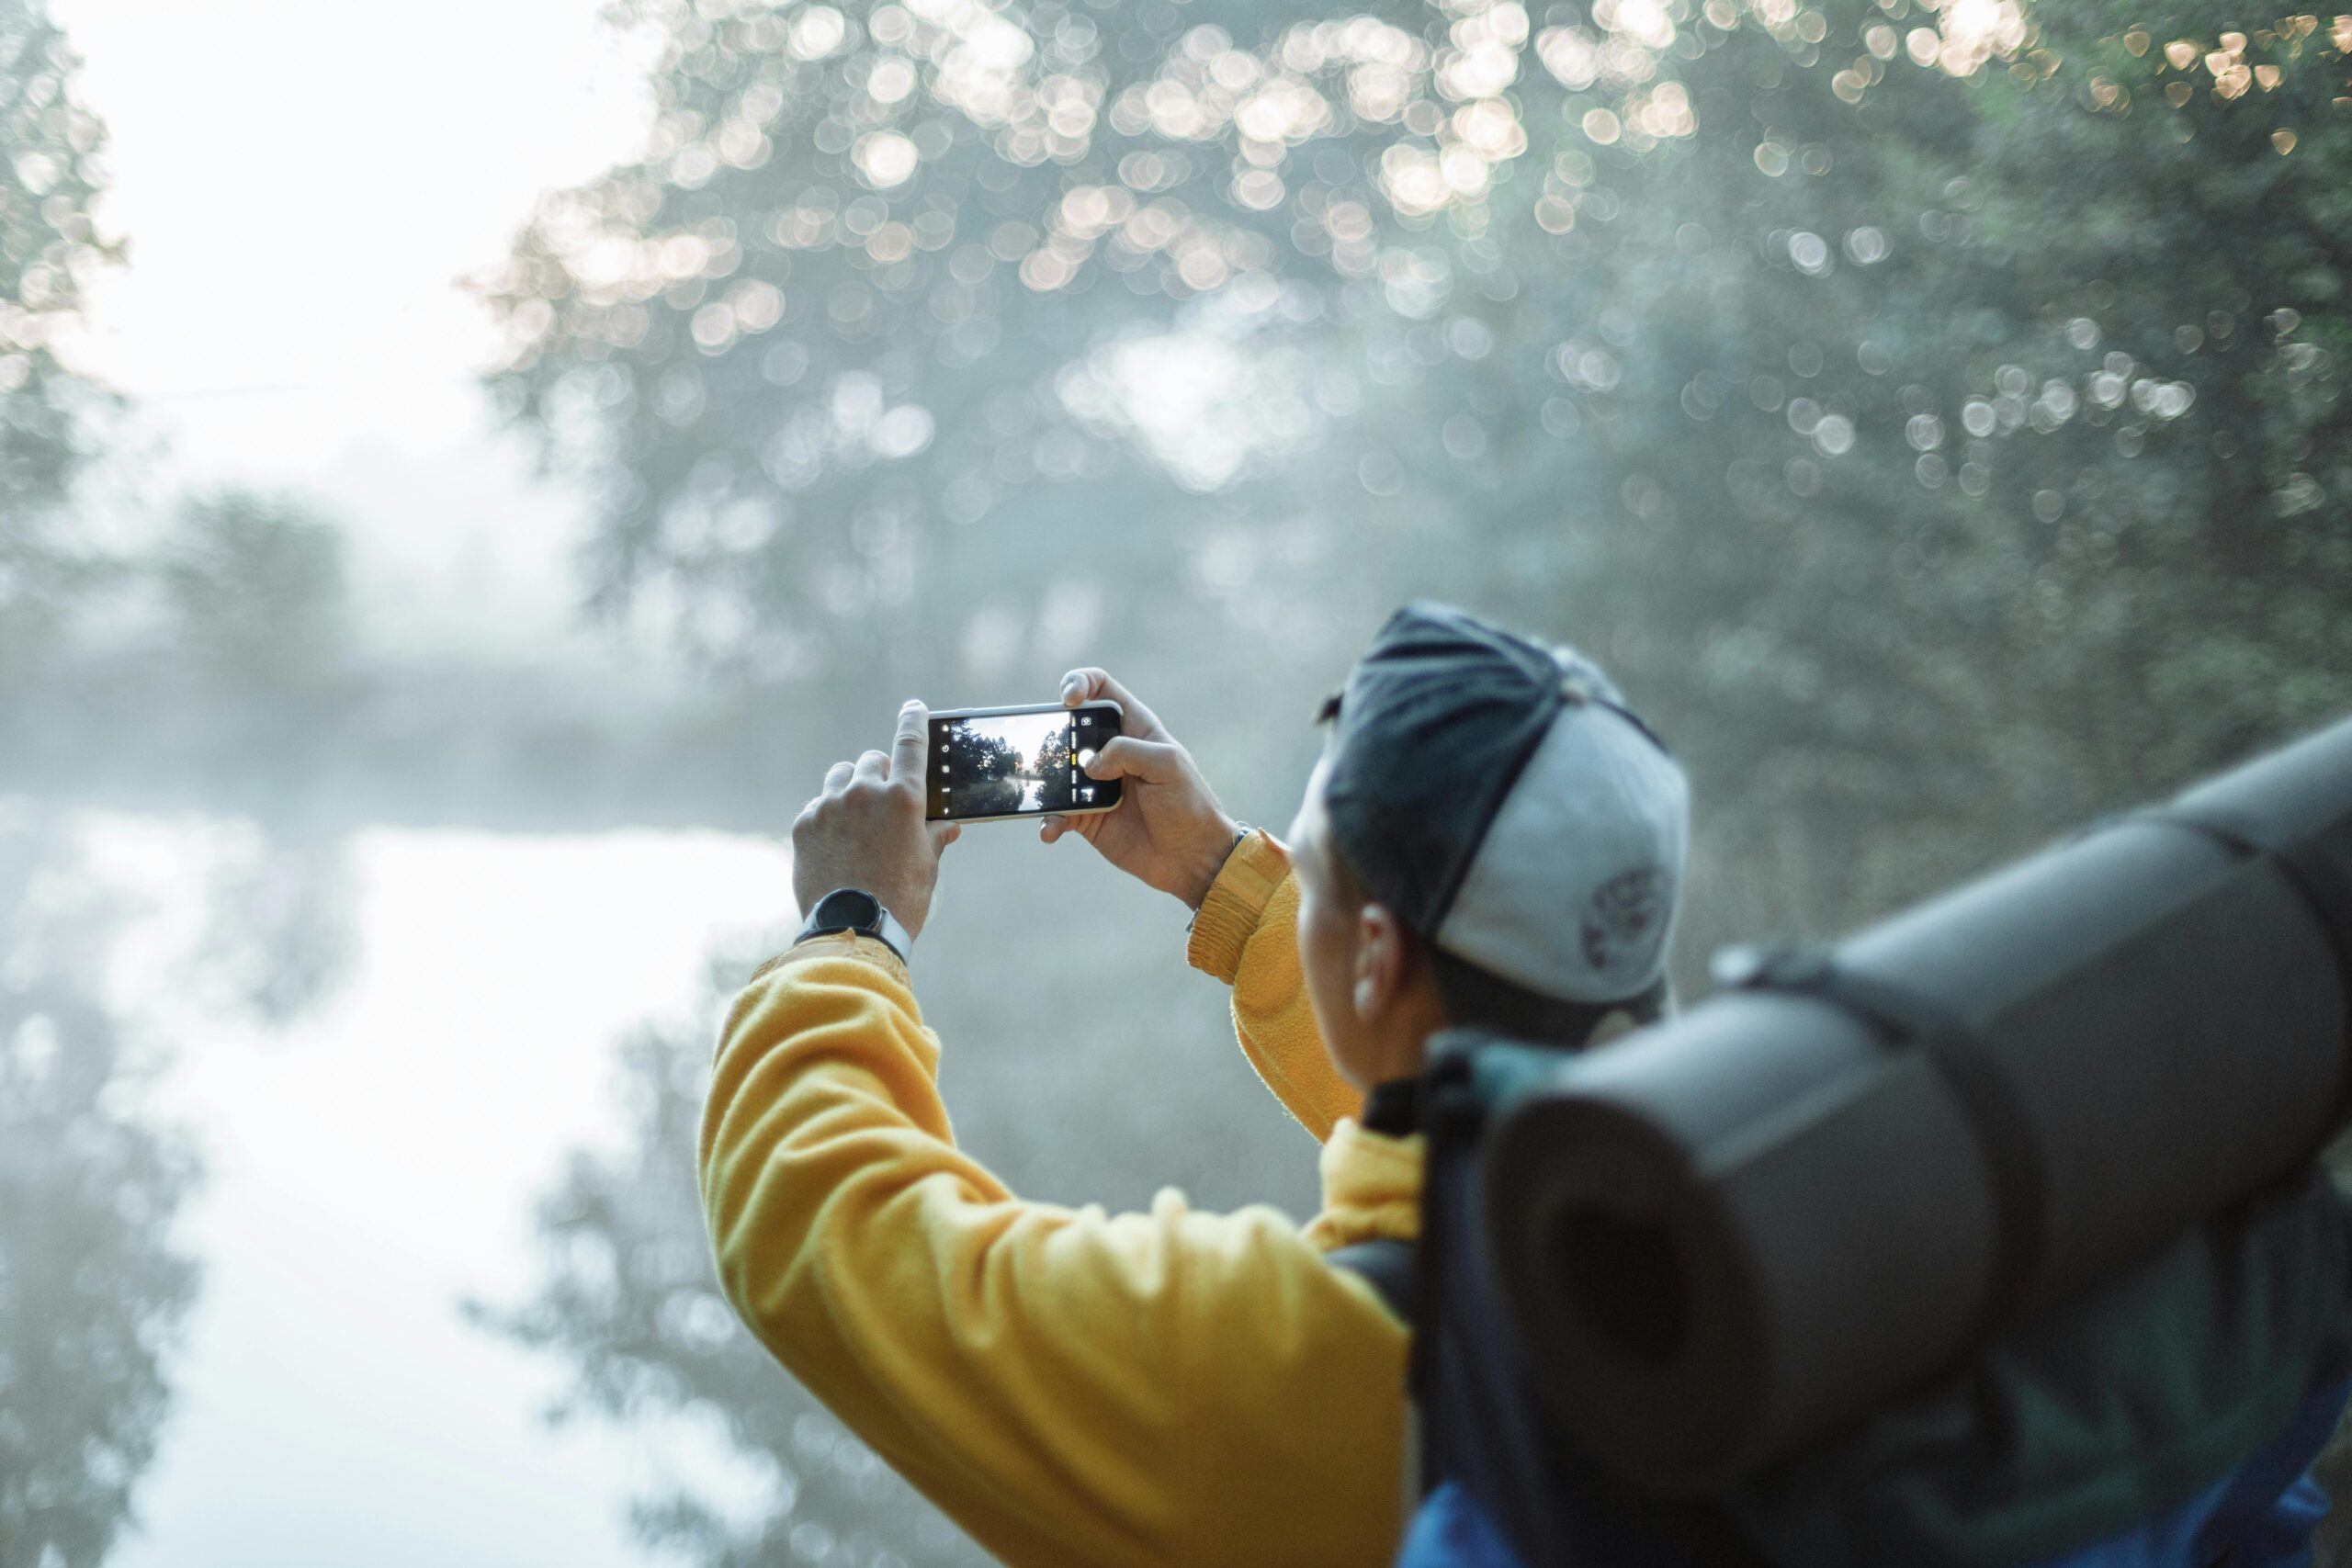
(51, 0), (658, 656)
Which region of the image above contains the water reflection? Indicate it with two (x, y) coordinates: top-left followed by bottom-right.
(469, 963), (988, 1568)
(192, 833), (356, 1031)
(41, 825), (798, 1568)
(0, 813), (199, 1568)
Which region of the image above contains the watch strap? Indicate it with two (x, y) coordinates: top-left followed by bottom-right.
(796, 888), (914, 966)
(873, 902), (914, 964)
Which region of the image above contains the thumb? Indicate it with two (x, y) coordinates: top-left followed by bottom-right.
(1084, 736), (1184, 784)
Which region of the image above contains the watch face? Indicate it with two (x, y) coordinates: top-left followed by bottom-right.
(814, 888), (883, 931)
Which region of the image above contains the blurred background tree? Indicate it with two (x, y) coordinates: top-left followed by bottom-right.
(479, 0), (2351, 946)
(0, 0), (119, 692)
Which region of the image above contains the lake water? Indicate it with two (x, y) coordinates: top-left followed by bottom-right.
(73, 820), (796, 1568)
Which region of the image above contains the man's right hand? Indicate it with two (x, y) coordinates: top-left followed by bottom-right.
(1041, 669), (1242, 910)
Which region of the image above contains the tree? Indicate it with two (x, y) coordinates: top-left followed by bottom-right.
(1028, 716), (1073, 807)
(1152, 0), (2352, 948)
(955, 728), (1024, 816)
(487, 0), (2352, 942)
(147, 491), (367, 816)
(0, 0), (120, 685)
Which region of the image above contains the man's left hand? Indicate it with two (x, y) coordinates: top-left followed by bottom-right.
(792, 700), (961, 940)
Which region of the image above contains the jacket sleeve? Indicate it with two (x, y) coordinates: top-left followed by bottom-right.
(698, 933), (1407, 1568)
(1187, 829), (1365, 1142)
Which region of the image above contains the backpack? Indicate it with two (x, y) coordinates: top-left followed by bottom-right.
(1333, 1037), (2352, 1568)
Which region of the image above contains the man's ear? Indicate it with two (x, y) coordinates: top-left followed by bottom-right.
(1353, 902), (1408, 1021)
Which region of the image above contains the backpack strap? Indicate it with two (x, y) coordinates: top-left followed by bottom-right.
(2143, 804), (2352, 1148)
(1329, 1235), (1420, 1326)
(1724, 943), (2052, 1351)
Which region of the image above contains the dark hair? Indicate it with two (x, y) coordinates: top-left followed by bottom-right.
(1427, 947), (1663, 1048)
(1324, 829), (1657, 1050)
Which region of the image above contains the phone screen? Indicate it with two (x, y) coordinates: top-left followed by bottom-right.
(928, 704), (1124, 821)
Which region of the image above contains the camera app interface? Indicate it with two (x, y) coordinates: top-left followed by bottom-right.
(929, 706), (1123, 820)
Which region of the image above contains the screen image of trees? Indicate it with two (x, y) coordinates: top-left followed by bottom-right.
(948, 712), (1079, 818)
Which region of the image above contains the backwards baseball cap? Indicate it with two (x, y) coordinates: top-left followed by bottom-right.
(1318, 603), (1689, 1008)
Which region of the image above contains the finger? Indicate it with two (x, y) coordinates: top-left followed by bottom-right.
(1059, 667), (1165, 739)
(853, 749), (889, 785)
(1039, 811), (1102, 846)
(891, 699), (927, 784)
(823, 760), (855, 792)
(1083, 735), (1184, 784)
(928, 820), (961, 853)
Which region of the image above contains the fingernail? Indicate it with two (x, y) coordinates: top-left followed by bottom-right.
(901, 698), (920, 711)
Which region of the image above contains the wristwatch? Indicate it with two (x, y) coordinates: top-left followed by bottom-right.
(795, 887), (914, 965)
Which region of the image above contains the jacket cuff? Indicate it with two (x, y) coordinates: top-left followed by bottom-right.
(750, 931), (913, 991)
(1186, 829), (1291, 985)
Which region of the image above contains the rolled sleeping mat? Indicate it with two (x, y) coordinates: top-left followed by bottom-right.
(1480, 715), (2352, 1492)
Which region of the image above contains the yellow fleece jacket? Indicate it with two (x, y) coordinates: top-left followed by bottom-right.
(698, 830), (1417, 1567)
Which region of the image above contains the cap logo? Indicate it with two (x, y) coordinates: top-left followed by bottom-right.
(1582, 865), (1668, 977)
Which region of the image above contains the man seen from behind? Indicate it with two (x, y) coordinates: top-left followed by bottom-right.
(697, 604), (1690, 1567)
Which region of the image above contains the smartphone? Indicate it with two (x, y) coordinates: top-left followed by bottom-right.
(927, 702), (1125, 823)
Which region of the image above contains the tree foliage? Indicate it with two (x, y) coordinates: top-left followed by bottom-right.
(0, 0), (117, 667)
(485, 0), (2352, 931)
